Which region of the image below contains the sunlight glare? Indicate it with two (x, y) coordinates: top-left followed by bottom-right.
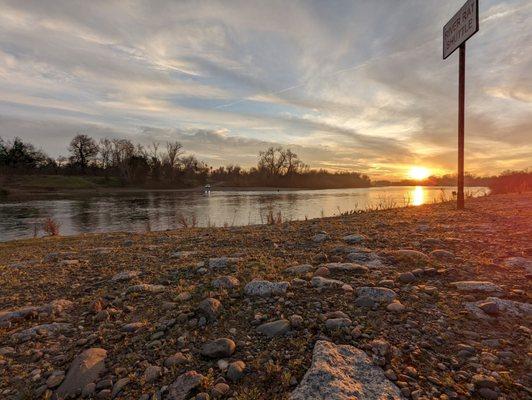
(408, 166), (430, 180)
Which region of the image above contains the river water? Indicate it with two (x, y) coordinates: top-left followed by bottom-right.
(0, 186), (487, 241)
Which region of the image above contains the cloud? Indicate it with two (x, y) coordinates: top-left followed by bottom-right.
(0, 0), (530, 179)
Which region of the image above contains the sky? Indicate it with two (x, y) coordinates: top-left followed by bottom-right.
(0, 0), (530, 179)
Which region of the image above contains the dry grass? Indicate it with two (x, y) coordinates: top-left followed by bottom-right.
(42, 217), (60, 236)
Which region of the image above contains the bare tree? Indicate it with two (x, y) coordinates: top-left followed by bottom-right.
(99, 138), (113, 169)
(68, 134), (99, 171)
(258, 147), (287, 176)
(165, 141), (183, 169)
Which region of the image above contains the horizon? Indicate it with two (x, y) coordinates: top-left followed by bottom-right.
(0, 0), (531, 180)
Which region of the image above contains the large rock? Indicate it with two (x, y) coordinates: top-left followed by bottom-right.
(126, 283), (166, 294)
(0, 299), (73, 323)
(390, 249), (430, 263)
(312, 233), (330, 243)
(12, 322), (72, 343)
(111, 270), (140, 282)
(311, 276), (345, 289)
(201, 338), (236, 358)
(465, 297), (532, 320)
(257, 319), (290, 337)
(208, 257), (240, 269)
(290, 341), (403, 399)
(346, 251), (384, 268)
(450, 281), (503, 293)
(324, 263), (369, 274)
(356, 287), (397, 303)
(167, 371), (204, 400)
(197, 298), (222, 321)
(55, 348), (107, 399)
(212, 275), (240, 289)
(343, 234), (366, 244)
(503, 257), (532, 274)
(244, 280), (289, 297)
(285, 264), (315, 275)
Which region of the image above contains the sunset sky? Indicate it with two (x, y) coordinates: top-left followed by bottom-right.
(0, 0), (530, 179)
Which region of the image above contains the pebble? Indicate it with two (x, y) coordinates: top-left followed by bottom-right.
(201, 338), (236, 358)
(257, 319), (290, 337)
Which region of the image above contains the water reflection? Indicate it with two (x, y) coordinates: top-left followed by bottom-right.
(412, 186), (424, 206)
(0, 186), (488, 241)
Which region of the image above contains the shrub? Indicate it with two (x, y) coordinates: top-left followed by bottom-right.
(42, 217), (60, 236)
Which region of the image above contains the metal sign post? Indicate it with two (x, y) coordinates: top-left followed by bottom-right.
(443, 0), (479, 209)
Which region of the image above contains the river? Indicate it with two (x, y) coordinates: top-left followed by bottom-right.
(0, 186), (488, 241)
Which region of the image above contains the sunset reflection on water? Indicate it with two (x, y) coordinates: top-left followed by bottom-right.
(412, 186), (425, 206)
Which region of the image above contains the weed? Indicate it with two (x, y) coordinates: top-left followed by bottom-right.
(42, 217), (60, 236)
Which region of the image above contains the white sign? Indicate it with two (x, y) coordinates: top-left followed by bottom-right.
(443, 0), (479, 59)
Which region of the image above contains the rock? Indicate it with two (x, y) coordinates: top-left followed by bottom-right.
(227, 361), (246, 382)
(165, 352), (188, 368)
(211, 382), (230, 398)
(0, 299), (73, 323)
(111, 270), (140, 282)
(343, 234), (366, 244)
(391, 249), (430, 263)
(56, 348), (107, 399)
(387, 301), (406, 312)
(503, 256), (532, 273)
(450, 281), (503, 293)
(290, 341), (403, 400)
(143, 365), (162, 383)
(285, 264), (315, 275)
(478, 301), (499, 315)
(346, 251), (384, 268)
(312, 233), (330, 243)
(355, 296), (375, 308)
(197, 298), (222, 321)
(325, 318), (352, 330)
(12, 322), (72, 343)
(201, 338), (236, 358)
(244, 280), (289, 297)
(429, 249), (455, 261)
(94, 310), (110, 322)
(122, 322), (145, 332)
(0, 306), (39, 322)
(477, 388), (499, 400)
(167, 371), (204, 400)
(290, 314), (304, 328)
(465, 297), (532, 319)
(212, 276), (240, 289)
(126, 284), (166, 294)
(324, 263), (369, 274)
(257, 319), (290, 337)
(313, 266), (330, 277)
(397, 272), (416, 284)
(46, 372), (65, 388)
(356, 287), (397, 303)
(311, 276), (345, 289)
(82, 382), (96, 398)
(170, 250), (196, 258)
(111, 378), (129, 398)
(208, 257), (240, 269)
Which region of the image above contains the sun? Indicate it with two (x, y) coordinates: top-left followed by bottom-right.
(408, 166), (431, 181)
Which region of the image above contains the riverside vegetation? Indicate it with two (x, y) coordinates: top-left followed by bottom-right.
(0, 192), (531, 399)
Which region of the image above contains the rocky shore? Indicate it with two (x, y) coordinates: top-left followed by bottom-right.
(0, 192), (531, 399)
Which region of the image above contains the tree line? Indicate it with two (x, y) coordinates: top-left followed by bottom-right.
(0, 135), (371, 189)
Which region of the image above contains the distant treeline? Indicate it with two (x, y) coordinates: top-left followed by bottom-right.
(375, 170), (532, 194)
(0, 135), (370, 189)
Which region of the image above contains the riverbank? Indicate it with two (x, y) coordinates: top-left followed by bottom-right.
(1, 192), (531, 399)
